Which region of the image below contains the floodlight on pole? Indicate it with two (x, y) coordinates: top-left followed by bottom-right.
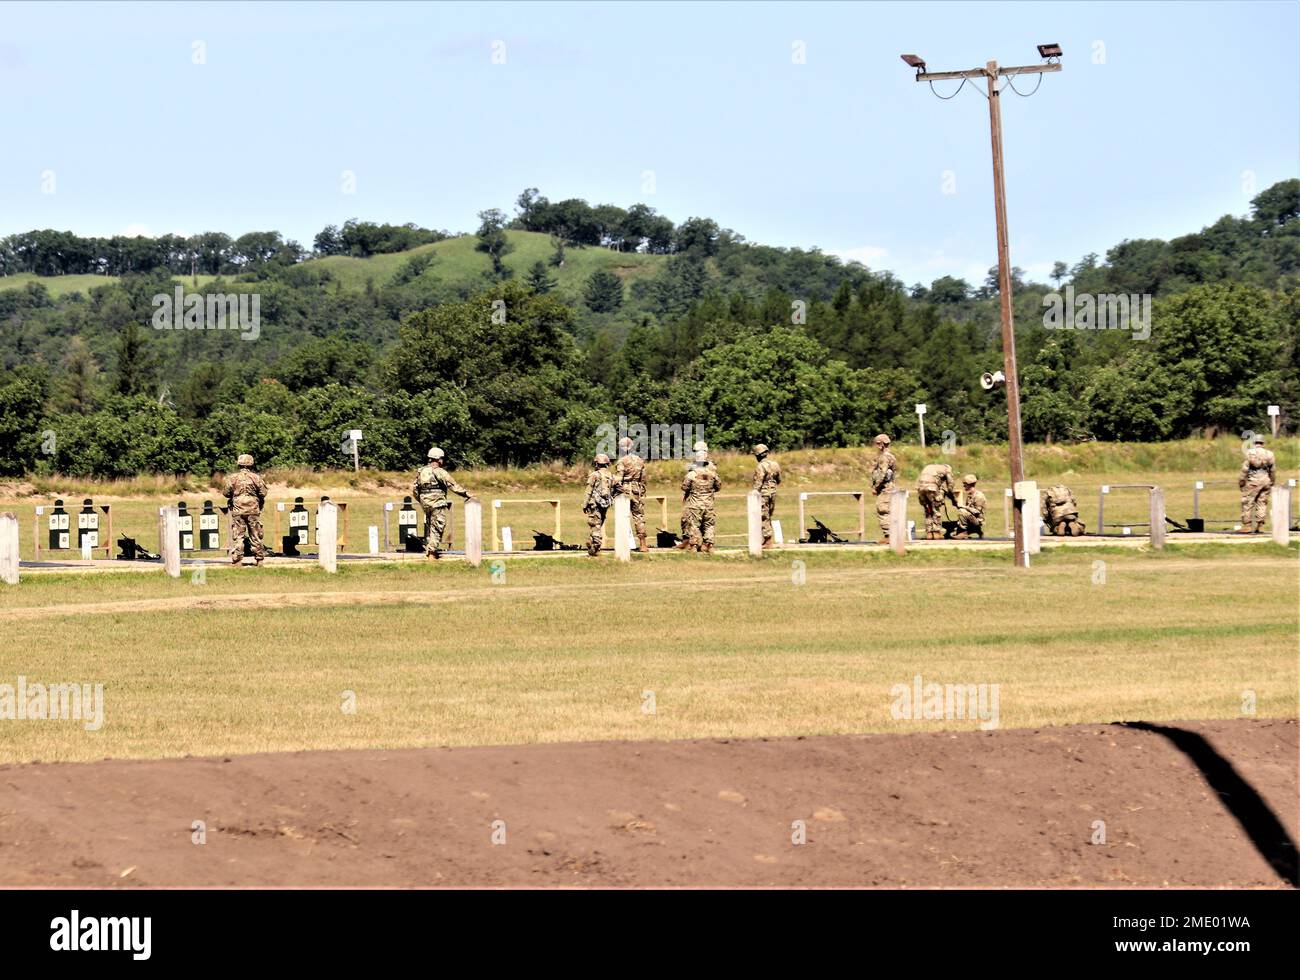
(901, 54), (926, 71)
(903, 47), (1063, 568)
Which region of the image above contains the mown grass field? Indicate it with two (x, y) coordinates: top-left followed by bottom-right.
(1, 544), (1295, 764)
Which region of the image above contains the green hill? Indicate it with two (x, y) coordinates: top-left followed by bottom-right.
(0, 231), (666, 301)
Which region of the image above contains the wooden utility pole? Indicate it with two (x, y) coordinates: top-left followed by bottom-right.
(905, 48), (1062, 568)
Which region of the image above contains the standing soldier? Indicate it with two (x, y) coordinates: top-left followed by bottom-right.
(681, 450), (721, 552)
(1041, 484), (1085, 536)
(615, 436), (649, 552)
(869, 433), (898, 542)
(1238, 435), (1276, 533)
(953, 473), (987, 538)
(414, 447), (475, 559)
(679, 440), (716, 545)
(583, 453), (617, 557)
(224, 453), (268, 567)
(915, 462), (958, 540)
(752, 443), (781, 548)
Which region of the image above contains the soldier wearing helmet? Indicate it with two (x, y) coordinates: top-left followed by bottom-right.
(752, 443), (781, 549)
(614, 436), (649, 552)
(953, 473), (987, 539)
(869, 434), (898, 543)
(915, 462), (958, 540)
(583, 452), (617, 557)
(1238, 435), (1276, 533)
(680, 438), (716, 543)
(681, 449), (722, 553)
(413, 446), (475, 559)
(224, 452), (268, 566)
(1041, 484), (1085, 536)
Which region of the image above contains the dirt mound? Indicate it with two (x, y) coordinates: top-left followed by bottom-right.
(0, 719), (1293, 887)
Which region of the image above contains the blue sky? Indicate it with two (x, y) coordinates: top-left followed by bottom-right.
(2, 0), (1297, 286)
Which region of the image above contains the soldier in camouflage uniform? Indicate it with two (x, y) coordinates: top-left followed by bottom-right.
(752, 443), (781, 548)
(679, 440), (716, 546)
(869, 433), (898, 542)
(915, 462), (958, 540)
(614, 436), (649, 552)
(1041, 484), (1085, 536)
(1238, 436), (1276, 533)
(224, 453), (268, 566)
(583, 452), (617, 557)
(413, 447), (475, 559)
(681, 449), (721, 553)
(953, 473), (987, 539)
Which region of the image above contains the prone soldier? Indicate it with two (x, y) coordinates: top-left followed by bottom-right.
(915, 462), (958, 540)
(615, 436), (649, 552)
(413, 446), (475, 559)
(1238, 435), (1276, 533)
(953, 473), (986, 538)
(681, 450), (721, 552)
(583, 453), (617, 556)
(869, 433), (898, 542)
(224, 453), (268, 566)
(1041, 484), (1085, 536)
(752, 443), (781, 548)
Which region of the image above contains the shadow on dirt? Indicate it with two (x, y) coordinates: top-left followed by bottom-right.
(1121, 721), (1298, 888)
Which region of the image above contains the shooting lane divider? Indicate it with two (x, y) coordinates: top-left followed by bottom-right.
(158, 505), (181, 578)
(464, 499), (483, 566)
(1271, 487), (1291, 545)
(797, 490), (868, 543)
(317, 501), (338, 573)
(0, 512), (19, 585)
(492, 498), (560, 552)
(614, 495), (632, 562)
(746, 490), (763, 557)
(888, 490), (908, 555)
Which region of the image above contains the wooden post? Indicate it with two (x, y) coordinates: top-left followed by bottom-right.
(1148, 487), (1166, 550)
(614, 495), (632, 562)
(318, 502), (338, 573)
(0, 512), (19, 585)
(464, 498), (483, 567)
(888, 490), (908, 555)
(160, 505), (181, 578)
(746, 490), (763, 557)
(1271, 488), (1291, 546)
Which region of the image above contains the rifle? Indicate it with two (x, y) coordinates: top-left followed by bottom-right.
(532, 530), (581, 551)
(802, 516), (846, 544)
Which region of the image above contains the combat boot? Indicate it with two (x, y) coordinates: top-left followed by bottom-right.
(761, 536), (774, 549)
(637, 533), (648, 553)
(701, 541), (714, 554)
(587, 541), (600, 557)
(675, 538), (692, 551)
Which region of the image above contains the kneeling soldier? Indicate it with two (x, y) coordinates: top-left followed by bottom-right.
(414, 447), (475, 559)
(584, 453), (616, 557)
(953, 473), (986, 538)
(1041, 484), (1085, 536)
(225, 453), (268, 566)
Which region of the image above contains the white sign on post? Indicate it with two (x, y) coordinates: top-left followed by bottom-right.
(915, 403), (927, 448)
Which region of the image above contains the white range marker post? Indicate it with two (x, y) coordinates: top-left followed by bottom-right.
(915, 402), (927, 449)
(746, 490), (763, 557)
(1272, 487), (1291, 545)
(772, 518), (784, 546)
(1014, 482), (1040, 558)
(501, 526), (513, 553)
(317, 501), (338, 573)
(160, 505), (181, 578)
(614, 495), (632, 562)
(888, 490), (908, 555)
(1148, 487), (1166, 550)
(0, 512), (19, 585)
(463, 498), (483, 567)
(368, 526), (380, 556)
(1268, 404), (1280, 439)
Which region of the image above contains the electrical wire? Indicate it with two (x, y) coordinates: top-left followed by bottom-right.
(1003, 72), (1044, 97)
(927, 76), (971, 100)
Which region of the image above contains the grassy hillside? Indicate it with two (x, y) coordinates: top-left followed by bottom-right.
(0, 231), (665, 300)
